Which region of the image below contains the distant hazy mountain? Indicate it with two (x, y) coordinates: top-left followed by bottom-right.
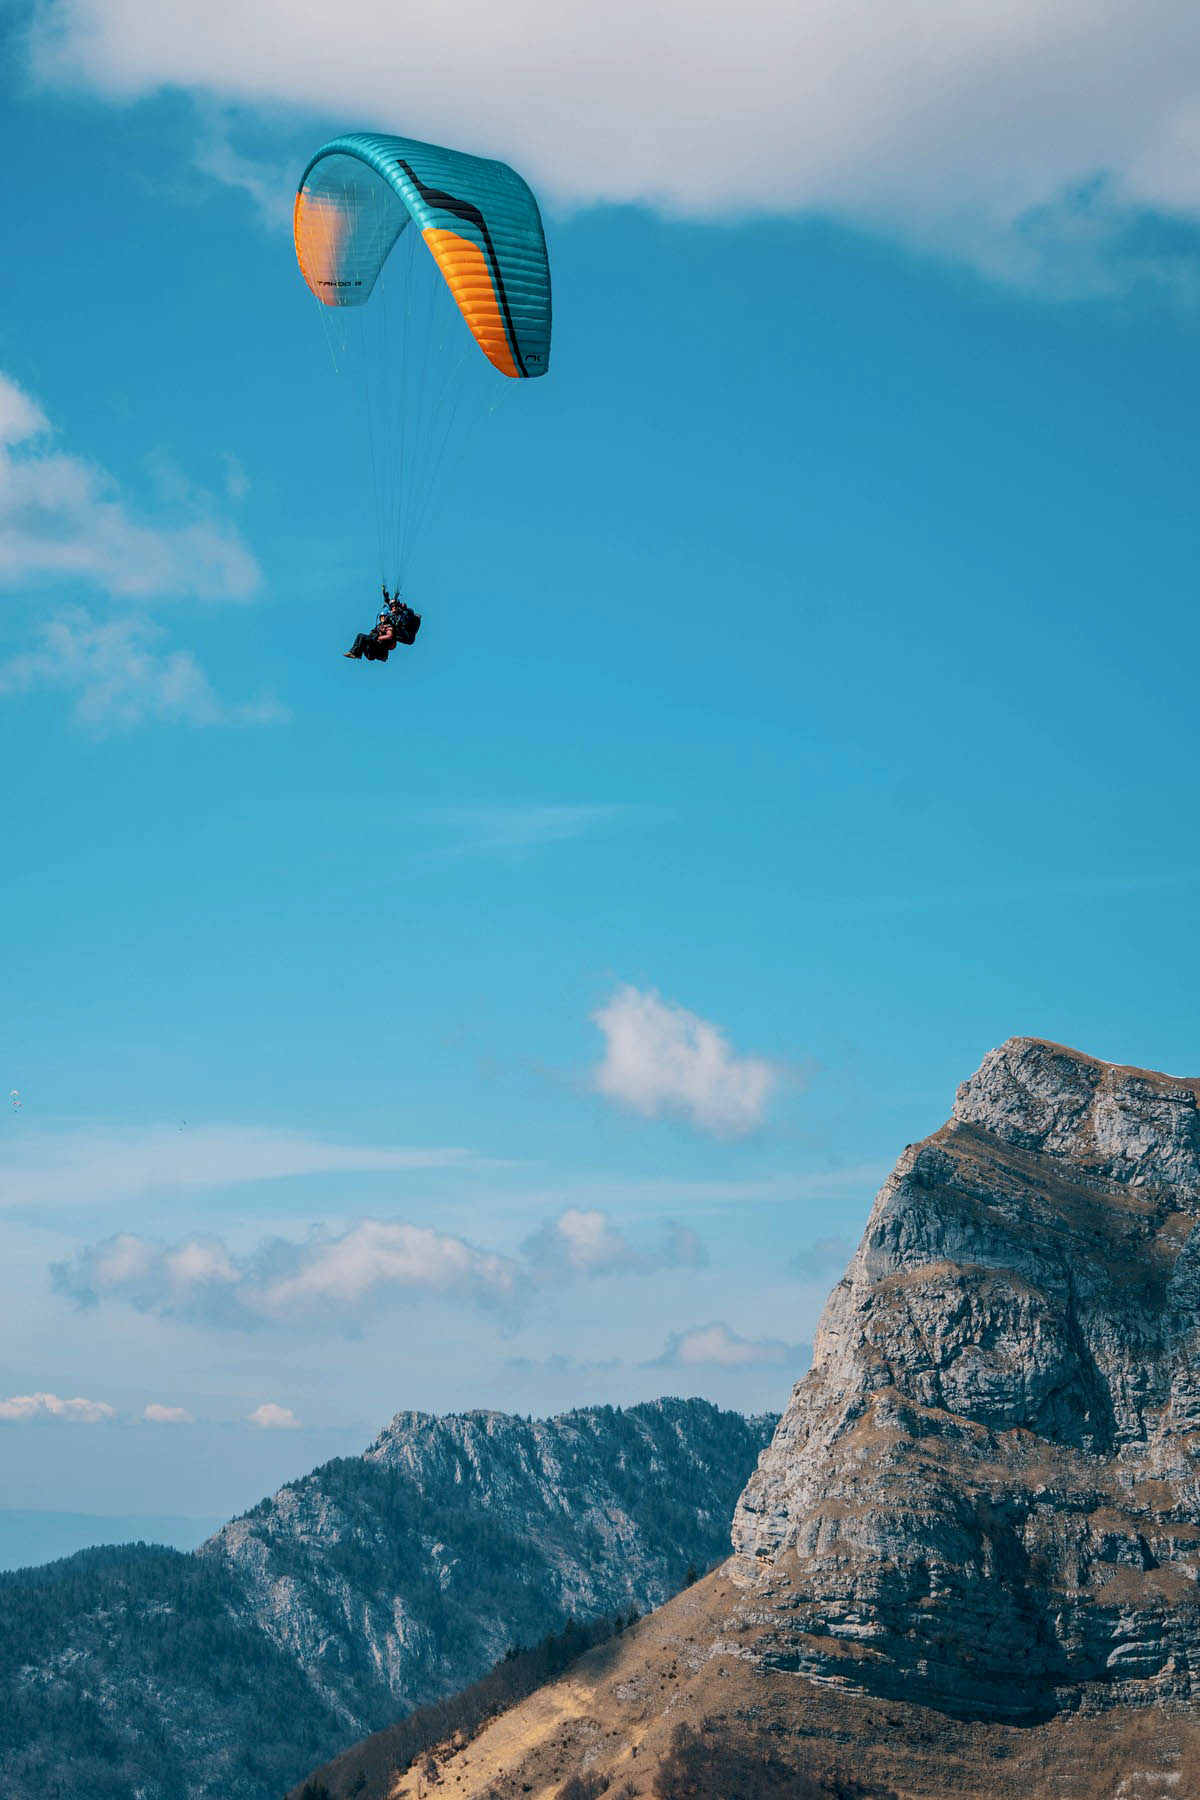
(0, 1397), (774, 1800)
(0, 1508), (222, 1571)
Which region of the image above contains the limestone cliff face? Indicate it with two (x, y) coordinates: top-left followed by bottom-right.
(732, 1038), (1200, 1718)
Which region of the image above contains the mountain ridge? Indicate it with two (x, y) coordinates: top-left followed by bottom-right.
(0, 1396), (773, 1799)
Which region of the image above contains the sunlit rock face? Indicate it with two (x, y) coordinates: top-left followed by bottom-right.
(732, 1038), (1200, 1719)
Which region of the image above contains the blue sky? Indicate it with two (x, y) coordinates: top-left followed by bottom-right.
(3, 0), (1200, 1544)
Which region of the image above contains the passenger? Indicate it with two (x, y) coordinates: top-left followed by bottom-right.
(344, 609), (396, 662)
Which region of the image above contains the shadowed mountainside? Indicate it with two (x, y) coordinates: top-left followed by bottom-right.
(0, 1398), (773, 1800)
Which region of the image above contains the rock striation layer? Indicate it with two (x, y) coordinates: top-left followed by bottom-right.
(732, 1037), (1200, 1718)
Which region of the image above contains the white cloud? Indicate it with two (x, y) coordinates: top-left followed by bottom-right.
(0, 379), (49, 445)
(143, 1403), (195, 1424)
(651, 1320), (801, 1370)
(27, 0), (1200, 290)
(539, 1207), (638, 1274)
(0, 373), (259, 600)
(260, 1220), (518, 1313)
(0, 1123), (485, 1210)
(523, 1206), (706, 1277)
(49, 1199), (706, 1328)
(247, 1402), (301, 1430)
(0, 1390), (116, 1424)
(591, 985), (779, 1137)
(0, 610), (287, 731)
(53, 1219), (521, 1326)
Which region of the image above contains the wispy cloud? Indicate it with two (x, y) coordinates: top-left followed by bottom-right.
(29, 0), (1200, 297)
(222, 453), (250, 502)
(0, 370), (273, 729)
(853, 868), (1200, 916)
(495, 1164), (892, 1223)
(0, 610), (287, 732)
(0, 373), (258, 600)
(0, 1125), (487, 1210)
(790, 1234), (857, 1279)
(503, 1351), (620, 1376)
(52, 1220), (522, 1327)
(0, 1391), (116, 1424)
(424, 803), (656, 862)
(591, 985), (783, 1137)
(523, 1207), (706, 1278)
(650, 1321), (805, 1371)
(192, 110), (295, 229)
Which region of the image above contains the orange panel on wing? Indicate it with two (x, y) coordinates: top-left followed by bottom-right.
(294, 190), (351, 307)
(422, 228), (521, 378)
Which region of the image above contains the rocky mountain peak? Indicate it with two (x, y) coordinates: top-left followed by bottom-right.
(953, 1035), (1200, 1187)
(731, 1037), (1200, 1718)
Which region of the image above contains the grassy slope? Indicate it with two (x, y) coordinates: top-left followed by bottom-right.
(296, 1563), (1200, 1800)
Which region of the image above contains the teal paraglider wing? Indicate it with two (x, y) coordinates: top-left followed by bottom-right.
(295, 133), (551, 379)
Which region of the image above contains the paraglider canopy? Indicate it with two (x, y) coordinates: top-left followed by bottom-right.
(294, 133), (551, 380)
